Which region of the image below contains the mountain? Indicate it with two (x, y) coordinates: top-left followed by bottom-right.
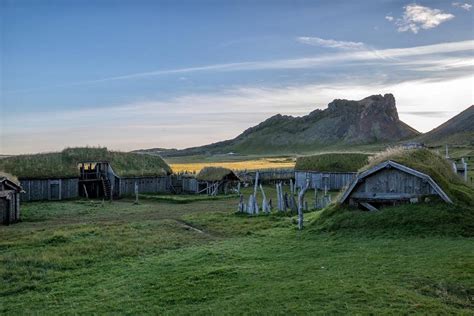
(417, 105), (474, 146)
(151, 93), (420, 156)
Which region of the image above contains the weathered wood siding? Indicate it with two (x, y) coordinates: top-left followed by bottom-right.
(20, 178), (79, 202)
(0, 193), (20, 225)
(351, 168), (436, 199)
(238, 169), (294, 183)
(182, 177), (198, 193)
(118, 176), (170, 196)
(295, 171), (356, 190)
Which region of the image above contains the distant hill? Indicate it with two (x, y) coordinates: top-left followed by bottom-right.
(154, 94), (419, 156)
(416, 105), (474, 146)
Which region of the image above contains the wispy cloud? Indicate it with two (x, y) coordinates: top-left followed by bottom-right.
(385, 15), (394, 21)
(296, 36), (366, 50)
(3, 40), (472, 94)
(4, 73), (473, 154)
(388, 4), (455, 34)
(452, 2), (472, 11)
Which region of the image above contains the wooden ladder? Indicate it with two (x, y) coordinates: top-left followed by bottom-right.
(102, 178), (111, 199)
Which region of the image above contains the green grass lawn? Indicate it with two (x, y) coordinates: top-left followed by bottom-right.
(1, 193), (473, 314)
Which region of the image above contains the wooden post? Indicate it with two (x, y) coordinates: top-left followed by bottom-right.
(462, 158), (468, 182)
(290, 179), (294, 196)
(281, 183), (286, 212)
(83, 184), (89, 200)
(238, 194), (244, 213)
(297, 179), (310, 230)
(134, 182), (139, 205)
(314, 188), (318, 209)
(237, 182), (241, 194)
(253, 172), (259, 213)
(276, 183), (281, 211)
(247, 195), (254, 214)
(259, 184), (270, 214)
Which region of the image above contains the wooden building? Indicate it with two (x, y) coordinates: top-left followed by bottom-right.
(340, 160), (452, 211)
(294, 153), (368, 191)
(180, 175), (199, 194)
(0, 175), (23, 225)
(295, 171), (356, 191)
(196, 167), (241, 195)
(20, 178), (79, 202)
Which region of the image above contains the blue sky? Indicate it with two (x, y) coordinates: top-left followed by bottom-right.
(1, 0), (473, 154)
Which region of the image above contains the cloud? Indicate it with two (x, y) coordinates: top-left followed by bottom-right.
(452, 2), (472, 11)
(390, 4), (455, 34)
(385, 15), (394, 21)
(296, 36), (366, 50)
(3, 73), (473, 154)
(4, 40), (472, 95)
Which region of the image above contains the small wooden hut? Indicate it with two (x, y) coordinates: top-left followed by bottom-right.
(0, 174), (23, 225)
(196, 167), (241, 195)
(340, 160), (452, 211)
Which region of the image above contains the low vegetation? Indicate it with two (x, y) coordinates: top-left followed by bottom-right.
(1, 188), (472, 314)
(311, 202), (474, 237)
(295, 153), (369, 172)
(0, 147), (172, 179)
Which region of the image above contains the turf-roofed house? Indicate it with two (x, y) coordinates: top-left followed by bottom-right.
(196, 167), (241, 195)
(0, 173), (23, 225)
(0, 148), (173, 201)
(295, 153), (369, 191)
(339, 148), (473, 211)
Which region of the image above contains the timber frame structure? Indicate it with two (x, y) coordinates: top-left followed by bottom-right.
(340, 160), (452, 210)
(0, 177), (23, 225)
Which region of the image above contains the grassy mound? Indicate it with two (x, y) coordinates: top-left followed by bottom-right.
(0, 147), (173, 179)
(295, 153), (369, 172)
(363, 147), (474, 206)
(196, 166), (238, 181)
(310, 203), (474, 237)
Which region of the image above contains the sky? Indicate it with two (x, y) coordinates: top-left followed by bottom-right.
(1, 0), (473, 154)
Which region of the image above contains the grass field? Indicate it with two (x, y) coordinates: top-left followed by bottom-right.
(1, 187), (473, 314)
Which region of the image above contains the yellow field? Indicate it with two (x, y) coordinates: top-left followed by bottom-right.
(170, 158), (295, 173)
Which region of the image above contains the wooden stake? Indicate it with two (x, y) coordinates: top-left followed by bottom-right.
(297, 179), (310, 230)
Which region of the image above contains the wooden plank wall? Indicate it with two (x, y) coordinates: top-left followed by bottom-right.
(20, 178), (79, 202)
(352, 169), (436, 196)
(295, 171), (356, 190)
(182, 177), (198, 193)
(119, 176), (170, 196)
(238, 169), (294, 183)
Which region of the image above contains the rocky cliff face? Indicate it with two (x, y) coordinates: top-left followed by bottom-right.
(159, 93), (420, 156)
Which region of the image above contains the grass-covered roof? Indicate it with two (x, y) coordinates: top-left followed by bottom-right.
(362, 147), (474, 206)
(0, 147), (173, 179)
(196, 167), (240, 182)
(295, 153), (369, 172)
(0, 171), (20, 186)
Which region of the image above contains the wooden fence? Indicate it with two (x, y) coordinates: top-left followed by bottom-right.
(295, 171), (356, 191)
